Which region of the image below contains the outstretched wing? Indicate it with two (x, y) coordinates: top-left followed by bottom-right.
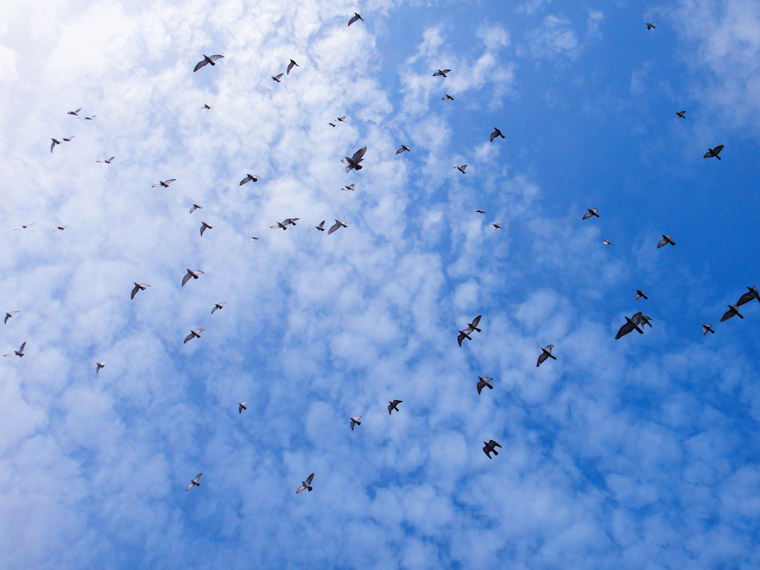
(471, 315), (481, 327)
(713, 144), (724, 155)
(183, 332), (194, 344)
(209, 55), (224, 62)
(305, 473), (314, 485)
(194, 59), (208, 72)
(18, 342), (26, 353)
(348, 14), (360, 26)
(131, 284), (140, 300)
(737, 290), (757, 306)
(181, 272), (192, 287)
(351, 146), (367, 163)
(720, 308), (735, 322)
(327, 221), (341, 234)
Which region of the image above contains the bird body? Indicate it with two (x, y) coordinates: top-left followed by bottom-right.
(272, 73), (284, 82)
(703, 324), (715, 335)
(657, 235), (675, 248)
(646, 23), (655, 30)
(737, 286), (760, 306)
(240, 174), (258, 185)
(97, 157), (116, 164)
(296, 473), (314, 493)
(315, 221), (325, 231)
(396, 145), (411, 155)
(152, 179), (176, 188)
(635, 290), (648, 300)
(443, 94), (454, 101)
(239, 402), (248, 414)
(616, 312), (645, 339)
(189, 204), (202, 214)
(476, 210), (486, 214)
(96, 361), (108, 374)
(342, 146), (367, 172)
(455, 164), (467, 174)
(490, 127), (505, 142)
(186, 473), (202, 491)
(721, 305), (743, 322)
(200, 222), (213, 236)
(603, 240), (613, 246)
(676, 111), (686, 118)
(483, 440), (502, 458)
(536, 345), (556, 367)
(458, 315), (481, 346)
(492, 223), (502, 230)
(341, 184), (355, 191)
(287, 59), (299, 74)
(194, 55), (224, 72)
(388, 400), (402, 415)
(67, 108), (82, 117)
(433, 69), (451, 77)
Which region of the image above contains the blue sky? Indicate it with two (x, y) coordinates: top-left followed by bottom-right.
(1, 0), (759, 568)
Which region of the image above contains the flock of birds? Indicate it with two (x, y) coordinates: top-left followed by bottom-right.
(6, 13), (758, 498)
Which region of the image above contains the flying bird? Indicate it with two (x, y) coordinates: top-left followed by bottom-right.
(211, 302), (226, 314)
(50, 138), (62, 153)
(490, 127), (505, 142)
(457, 315), (482, 346)
(476, 210), (486, 214)
(3, 341), (26, 357)
(396, 145), (411, 155)
(635, 290), (648, 300)
(454, 164), (467, 174)
(272, 73), (284, 83)
(350, 416), (362, 430)
(341, 184), (355, 191)
(184, 328), (205, 344)
(476, 376), (494, 394)
(582, 208), (599, 219)
(702, 324), (715, 335)
(328, 220), (347, 234)
(63, 136), (75, 142)
(442, 94), (454, 101)
(432, 69), (451, 77)
(536, 345), (556, 367)
(96, 156), (116, 164)
(327, 122), (337, 128)
(194, 54), (224, 72)
(737, 286), (760, 306)
(296, 473), (314, 494)
(348, 12), (364, 26)
(53, 226), (67, 232)
(492, 223), (502, 230)
(336, 116), (347, 123)
(646, 23), (656, 30)
(703, 145), (724, 160)
(201, 104), (211, 110)
(676, 110), (686, 119)
(200, 221), (213, 236)
(4, 311), (19, 324)
(152, 179), (176, 188)
(131, 282), (150, 300)
(388, 400), (403, 415)
(657, 235), (676, 248)
(270, 218), (300, 230)
(615, 312), (646, 339)
(189, 204), (202, 214)
(240, 174), (258, 185)
(483, 440), (502, 458)
(342, 146), (367, 172)
(720, 304), (744, 322)
(181, 269), (205, 286)
(248, 236), (259, 242)
(603, 240), (613, 246)
(96, 361), (108, 375)
(287, 59), (299, 74)
(14, 223), (35, 231)
(185, 473), (203, 492)
(67, 108), (82, 117)
(315, 221), (325, 231)
(238, 402), (248, 414)
(84, 115), (97, 120)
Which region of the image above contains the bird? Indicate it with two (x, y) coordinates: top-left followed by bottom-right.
(248, 236), (259, 242)
(737, 286), (760, 306)
(287, 59), (299, 74)
(432, 69), (451, 77)
(238, 402), (248, 414)
(328, 220), (347, 234)
(272, 73), (284, 82)
(388, 400), (403, 415)
(646, 23), (656, 30)
(703, 324), (715, 335)
(152, 179), (176, 188)
(342, 146), (367, 172)
(582, 208), (599, 219)
(193, 54), (224, 72)
(536, 345), (556, 367)
(457, 315), (482, 346)
(615, 312), (645, 339)
(476, 210), (486, 214)
(201, 104), (211, 110)
(96, 361), (108, 375)
(96, 156), (116, 164)
(703, 145), (724, 160)
(53, 226), (67, 232)
(476, 376), (493, 394)
(337, 116), (347, 123)
(603, 240), (613, 246)
(3, 341), (26, 357)
(635, 290), (648, 300)
(181, 269), (204, 287)
(315, 221), (325, 231)
(492, 223), (502, 230)
(131, 282), (150, 300)
(200, 221), (213, 236)
(490, 127), (505, 142)
(14, 223), (35, 230)
(4, 311), (20, 324)
(454, 164), (467, 174)
(676, 110), (686, 119)
(341, 184), (355, 191)
(327, 122), (337, 128)
(296, 473), (314, 494)
(396, 145), (411, 155)
(185, 473), (202, 492)
(63, 136), (75, 142)
(84, 115), (97, 120)
(239, 174), (258, 185)
(657, 235), (676, 248)
(348, 12), (364, 26)
(184, 328), (205, 344)
(67, 108), (82, 117)
(211, 302), (226, 314)
(270, 218), (300, 231)
(720, 304), (744, 322)
(442, 94), (454, 101)
(50, 138), (62, 153)
(483, 440), (502, 458)
(189, 204), (202, 214)
(350, 416), (362, 430)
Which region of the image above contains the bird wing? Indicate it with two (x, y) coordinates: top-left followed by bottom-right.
(737, 291), (756, 306)
(305, 473), (314, 485)
(183, 332), (194, 343)
(720, 308), (735, 321)
(193, 59), (208, 72)
(395, 147), (404, 155)
(50, 140), (57, 153)
(657, 237), (668, 248)
(287, 61), (295, 74)
(476, 380), (485, 394)
(615, 322), (633, 339)
(181, 272), (192, 287)
(582, 211), (593, 220)
(713, 145), (724, 155)
(489, 131), (497, 142)
(348, 14), (360, 25)
(327, 221), (342, 234)
(19, 342), (26, 353)
(352, 146), (367, 162)
(209, 55), (224, 62)
(537, 352), (547, 366)
(457, 332), (466, 347)
(131, 284), (140, 300)
(200, 224), (207, 236)
(317, 221), (325, 230)
(296, 485), (306, 494)
(240, 176), (250, 185)
(493, 441), (502, 448)
(471, 315), (481, 327)
(186, 482), (195, 491)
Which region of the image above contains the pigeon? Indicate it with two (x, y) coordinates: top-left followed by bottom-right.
(327, 122), (337, 128)
(4, 311), (19, 324)
(457, 315), (481, 346)
(703, 324), (715, 335)
(189, 204), (203, 214)
(657, 235), (676, 248)
(476, 376), (493, 394)
(337, 116), (347, 123)
(96, 361), (108, 375)
(3, 341), (26, 357)
(454, 164), (467, 174)
(296, 473), (314, 494)
(348, 12), (364, 26)
(184, 328), (205, 344)
(315, 221), (325, 231)
(194, 54), (224, 72)
(14, 223), (35, 231)
(201, 104), (211, 110)
(200, 221), (213, 236)
(50, 138), (62, 153)
(388, 400), (403, 415)
(240, 174), (258, 185)
(271, 221), (288, 230)
(703, 145), (724, 160)
(185, 473), (202, 492)
(603, 240), (613, 246)
(248, 236), (260, 242)
(737, 286), (760, 306)
(181, 269), (204, 287)
(84, 115), (97, 120)
(432, 69), (451, 77)
(396, 145), (411, 155)
(582, 208), (599, 219)
(131, 282), (150, 300)
(635, 290), (648, 300)
(63, 136), (75, 142)
(270, 218), (300, 231)
(350, 416), (362, 430)
(211, 302), (226, 314)
(615, 312), (645, 339)
(442, 94), (455, 101)
(492, 223), (502, 230)
(342, 146), (367, 172)
(476, 210), (486, 214)
(287, 59), (299, 74)
(341, 184), (355, 191)
(328, 220), (347, 234)
(490, 127), (505, 142)
(67, 108), (82, 117)
(720, 304), (744, 322)
(536, 345), (556, 367)
(646, 23), (655, 30)
(53, 226), (67, 232)
(272, 73), (284, 82)
(238, 402), (248, 414)
(483, 440), (502, 458)
(676, 110), (686, 119)
(152, 179), (176, 188)
(96, 156), (116, 164)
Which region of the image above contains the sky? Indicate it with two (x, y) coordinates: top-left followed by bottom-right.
(1, 0), (759, 568)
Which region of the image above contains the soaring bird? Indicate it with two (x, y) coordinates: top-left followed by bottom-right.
(483, 440), (502, 458)
(296, 473), (314, 494)
(68, 108), (82, 117)
(189, 204), (202, 214)
(341, 184), (355, 191)
(646, 23), (656, 30)
(200, 221), (213, 236)
(342, 146), (367, 172)
(184, 328), (205, 344)
(4, 311), (19, 324)
(96, 361), (108, 375)
(396, 145), (411, 155)
(348, 12), (364, 26)
(388, 400), (403, 415)
(676, 111), (686, 119)
(84, 115), (97, 120)
(63, 136), (75, 142)
(272, 73), (284, 82)
(131, 282), (150, 300)
(536, 345), (556, 367)
(328, 220), (347, 234)
(185, 473), (202, 492)
(603, 240), (613, 246)
(490, 127), (505, 142)
(582, 208), (599, 219)
(201, 104), (211, 110)
(615, 312), (645, 339)
(53, 226), (67, 232)
(287, 59), (299, 74)
(96, 156), (116, 164)
(315, 221), (325, 231)
(211, 302), (226, 314)
(635, 290), (648, 300)
(457, 315), (482, 346)
(720, 304), (744, 322)
(14, 223), (35, 231)
(3, 341), (26, 357)
(270, 218), (300, 230)
(454, 164), (467, 174)
(657, 235), (676, 248)
(492, 223), (502, 230)
(350, 416), (362, 430)
(238, 402), (248, 414)
(239, 174), (258, 185)
(476, 210), (486, 214)
(194, 54), (224, 72)
(442, 94), (455, 101)
(50, 138), (62, 153)
(152, 179), (176, 188)
(737, 286), (760, 306)
(432, 69), (451, 77)
(248, 236), (260, 242)
(327, 122), (337, 128)
(337, 116), (347, 123)
(181, 269), (205, 287)
(703, 324), (715, 335)
(703, 145), (724, 160)
(476, 376), (494, 394)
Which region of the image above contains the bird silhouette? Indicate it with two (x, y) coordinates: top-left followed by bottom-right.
(194, 55), (224, 72)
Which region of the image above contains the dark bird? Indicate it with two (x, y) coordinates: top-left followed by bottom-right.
(84, 115), (97, 120)
(182, 269), (204, 287)
(348, 12), (364, 26)
(457, 315), (482, 346)
(490, 127), (505, 142)
(67, 108), (82, 117)
(646, 23), (656, 30)
(248, 236), (259, 242)
(328, 220), (347, 234)
(152, 179), (176, 188)
(201, 104), (211, 110)
(3, 341), (26, 357)
(185, 473), (202, 492)
(703, 324), (715, 335)
(350, 416), (362, 430)
(676, 110), (686, 119)
(442, 94), (454, 101)
(341, 184), (355, 191)
(96, 156), (116, 164)
(184, 328), (205, 344)
(635, 290), (648, 300)
(737, 286), (760, 306)
(342, 146), (367, 172)
(239, 402), (248, 414)
(582, 208), (599, 219)
(272, 73), (284, 82)
(454, 164), (467, 174)
(483, 440), (502, 458)
(63, 136), (75, 142)
(432, 69), (451, 77)
(337, 116), (347, 123)
(287, 59), (299, 74)
(657, 235), (676, 248)
(476, 210), (486, 214)
(396, 145), (411, 154)
(14, 223), (35, 230)
(703, 145), (724, 160)
(240, 174), (258, 185)
(327, 122), (337, 127)
(96, 361), (108, 375)
(200, 221), (213, 236)
(603, 239), (613, 246)
(211, 302), (226, 314)
(315, 220), (325, 231)
(536, 345), (556, 367)
(492, 223), (502, 230)
(615, 312), (645, 339)
(388, 400), (403, 415)
(296, 473), (314, 494)
(131, 282), (150, 300)
(189, 204), (202, 214)
(476, 376), (493, 394)
(4, 311), (19, 324)
(194, 54), (224, 72)
(720, 304), (744, 322)
(53, 226), (67, 232)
